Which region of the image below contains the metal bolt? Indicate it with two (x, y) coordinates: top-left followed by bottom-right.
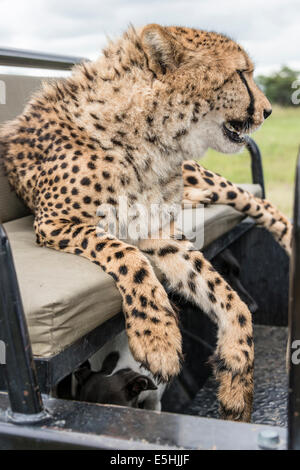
(257, 429), (280, 449)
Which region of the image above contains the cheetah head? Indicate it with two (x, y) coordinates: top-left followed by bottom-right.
(141, 24), (271, 155)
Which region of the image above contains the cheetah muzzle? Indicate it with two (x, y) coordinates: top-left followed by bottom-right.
(222, 119), (251, 145)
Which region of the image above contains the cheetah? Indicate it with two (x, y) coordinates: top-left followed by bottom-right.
(0, 24), (291, 422)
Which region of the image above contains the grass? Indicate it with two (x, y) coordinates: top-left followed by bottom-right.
(200, 106), (300, 217)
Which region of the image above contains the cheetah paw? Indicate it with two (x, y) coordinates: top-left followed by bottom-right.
(126, 305), (182, 382)
(133, 342), (182, 383)
(182, 187), (213, 206)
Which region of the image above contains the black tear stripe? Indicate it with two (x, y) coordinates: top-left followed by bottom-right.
(237, 71), (255, 118)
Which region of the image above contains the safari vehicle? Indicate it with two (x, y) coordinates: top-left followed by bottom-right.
(0, 49), (299, 451)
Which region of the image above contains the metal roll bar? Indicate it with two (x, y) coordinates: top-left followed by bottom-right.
(0, 47), (85, 70)
(0, 226), (46, 421)
(288, 150), (300, 450)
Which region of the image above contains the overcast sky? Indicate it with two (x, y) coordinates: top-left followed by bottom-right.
(0, 0), (299, 76)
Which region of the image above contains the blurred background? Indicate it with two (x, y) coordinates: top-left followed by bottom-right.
(0, 0), (299, 216)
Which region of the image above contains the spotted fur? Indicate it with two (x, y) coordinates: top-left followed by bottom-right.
(0, 24), (274, 421)
(182, 161), (292, 256)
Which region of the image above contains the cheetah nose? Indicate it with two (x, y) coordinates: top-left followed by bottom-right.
(263, 108), (272, 120)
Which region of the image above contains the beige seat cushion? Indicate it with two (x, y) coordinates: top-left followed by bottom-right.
(0, 74), (49, 223)
(0, 167), (31, 223)
(3, 183), (261, 358)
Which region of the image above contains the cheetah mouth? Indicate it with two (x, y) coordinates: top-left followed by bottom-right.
(222, 121), (248, 145)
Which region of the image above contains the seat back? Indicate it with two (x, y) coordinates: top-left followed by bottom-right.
(0, 74), (46, 222)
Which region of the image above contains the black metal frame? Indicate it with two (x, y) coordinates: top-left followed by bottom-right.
(288, 151), (300, 450)
(0, 390), (287, 450)
(245, 137), (265, 198)
(0, 225), (45, 420)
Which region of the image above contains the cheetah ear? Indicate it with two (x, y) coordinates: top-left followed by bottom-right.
(141, 24), (184, 75)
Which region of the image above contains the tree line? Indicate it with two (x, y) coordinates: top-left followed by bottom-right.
(257, 66), (299, 107)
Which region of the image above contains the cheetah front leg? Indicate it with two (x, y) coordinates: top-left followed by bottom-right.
(182, 161), (292, 256)
(139, 235), (254, 422)
(36, 218), (182, 382)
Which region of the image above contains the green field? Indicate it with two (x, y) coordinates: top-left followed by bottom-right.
(200, 106), (300, 217)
